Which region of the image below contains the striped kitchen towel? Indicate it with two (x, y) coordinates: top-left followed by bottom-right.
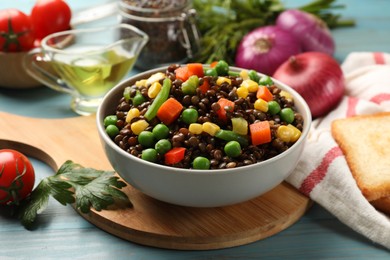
(286, 52), (390, 249)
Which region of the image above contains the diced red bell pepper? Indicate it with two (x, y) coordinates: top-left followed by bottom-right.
(165, 147), (186, 165)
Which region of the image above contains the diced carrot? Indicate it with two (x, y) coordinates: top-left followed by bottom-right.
(187, 63), (204, 78)
(216, 98), (235, 121)
(217, 98), (234, 121)
(175, 66), (190, 82)
(249, 121), (271, 145)
(210, 61), (218, 68)
(157, 97), (183, 125)
(199, 78), (210, 94)
(256, 85), (273, 102)
(165, 147), (186, 165)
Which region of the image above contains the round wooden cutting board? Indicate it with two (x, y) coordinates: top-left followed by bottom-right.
(0, 111), (311, 250)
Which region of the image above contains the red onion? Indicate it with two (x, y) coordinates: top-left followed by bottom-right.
(235, 25), (301, 76)
(273, 52), (345, 118)
(276, 9), (335, 55)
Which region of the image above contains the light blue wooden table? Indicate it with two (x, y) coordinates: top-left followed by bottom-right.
(1, 1), (390, 259)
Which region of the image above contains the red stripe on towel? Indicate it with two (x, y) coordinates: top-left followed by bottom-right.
(370, 93), (390, 104)
(299, 147), (343, 196)
(373, 52), (385, 64)
(346, 97), (359, 117)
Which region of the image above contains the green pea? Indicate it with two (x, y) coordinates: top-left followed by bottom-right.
(205, 68), (218, 77)
(105, 124), (119, 138)
(152, 124), (170, 140)
(280, 108), (295, 124)
(192, 156), (211, 170)
(224, 141), (241, 158)
(268, 101), (281, 115)
(248, 70), (260, 82)
(103, 115), (117, 127)
(181, 108), (198, 124)
(138, 131), (155, 148)
(215, 60), (229, 76)
(133, 91), (146, 106)
(155, 139), (172, 154)
(141, 148), (158, 162)
(259, 75), (274, 86)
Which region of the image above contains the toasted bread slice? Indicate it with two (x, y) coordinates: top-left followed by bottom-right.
(371, 197), (390, 215)
(331, 112), (390, 201)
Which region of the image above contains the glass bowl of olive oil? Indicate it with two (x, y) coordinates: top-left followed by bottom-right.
(24, 24), (148, 115)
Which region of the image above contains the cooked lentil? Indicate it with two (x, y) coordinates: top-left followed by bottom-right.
(105, 62), (304, 169)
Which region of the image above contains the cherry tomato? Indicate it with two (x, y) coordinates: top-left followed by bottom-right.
(0, 9), (35, 52)
(30, 0), (72, 40)
(0, 149), (35, 205)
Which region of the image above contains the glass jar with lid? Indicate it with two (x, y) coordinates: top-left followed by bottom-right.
(119, 0), (200, 70)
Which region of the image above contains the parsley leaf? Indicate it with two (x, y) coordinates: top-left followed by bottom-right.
(18, 160), (131, 229)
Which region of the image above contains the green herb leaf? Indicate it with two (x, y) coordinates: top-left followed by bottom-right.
(192, 0), (355, 64)
(17, 160), (131, 229)
(18, 179), (51, 229)
(74, 171), (129, 214)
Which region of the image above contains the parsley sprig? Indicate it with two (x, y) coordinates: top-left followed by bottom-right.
(17, 160), (131, 229)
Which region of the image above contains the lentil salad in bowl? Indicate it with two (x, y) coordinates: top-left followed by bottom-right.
(97, 61), (311, 207)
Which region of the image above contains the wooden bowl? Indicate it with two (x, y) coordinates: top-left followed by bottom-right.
(0, 51), (42, 89)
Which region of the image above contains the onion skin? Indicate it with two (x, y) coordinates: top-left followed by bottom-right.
(272, 52), (345, 118)
(276, 9), (335, 56)
(235, 25), (301, 76)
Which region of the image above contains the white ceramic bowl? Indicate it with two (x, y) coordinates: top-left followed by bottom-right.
(97, 66), (311, 207)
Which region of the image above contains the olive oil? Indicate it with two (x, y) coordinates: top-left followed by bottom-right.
(51, 47), (135, 97)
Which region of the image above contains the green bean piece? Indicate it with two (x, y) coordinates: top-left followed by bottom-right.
(144, 78), (172, 121)
(205, 68), (218, 77)
(192, 156), (211, 170)
(215, 129), (249, 146)
(228, 71), (240, 77)
(141, 148), (158, 162)
(152, 123), (170, 140)
(182, 75), (199, 95)
(268, 101), (281, 115)
(280, 108), (295, 124)
(138, 131), (155, 148)
(123, 86), (131, 102)
(105, 124), (119, 138)
(155, 139), (172, 154)
(103, 115), (117, 127)
(224, 141), (241, 158)
(181, 108), (199, 124)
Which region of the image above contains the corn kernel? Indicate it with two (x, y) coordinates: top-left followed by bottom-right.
(135, 79), (147, 88)
(131, 119), (149, 135)
(236, 86), (249, 98)
(239, 69), (249, 80)
(146, 72), (166, 85)
(254, 98), (268, 112)
(231, 117), (248, 135)
(280, 90), (293, 102)
(189, 123), (203, 135)
(202, 122), (220, 136)
(216, 77), (231, 86)
(276, 125), (294, 142)
(241, 79), (259, 92)
(125, 108), (140, 123)
(287, 124), (301, 142)
(148, 82), (162, 98)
